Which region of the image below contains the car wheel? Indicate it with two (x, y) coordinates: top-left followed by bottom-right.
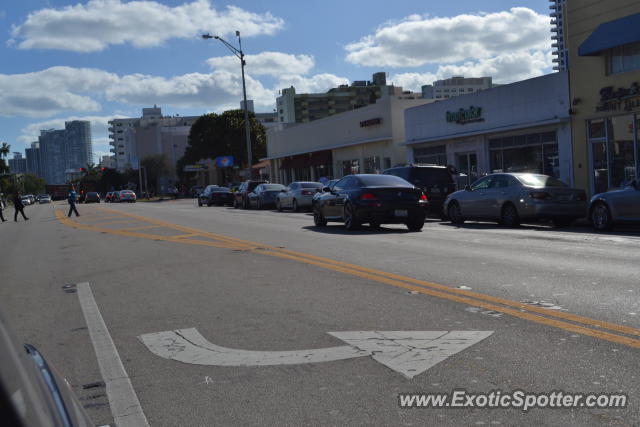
(406, 216), (425, 232)
(313, 207), (327, 227)
(198, 199), (202, 207)
(207, 200), (213, 207)
(257, 199), (262, 210)
(343, 202), (360, 231)
(276, 200), (282, 212)
(243, 198), (249, 209)
(590, 202), (612, 231)
(233, 198), (239, 209)
(552, 218), (573, 227)
(501, 203), (520, 227)
(292, 199), (299, 212)
(447, 201), (465, 224)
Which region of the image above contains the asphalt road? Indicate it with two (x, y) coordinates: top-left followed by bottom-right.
(1, 199), (639, 426)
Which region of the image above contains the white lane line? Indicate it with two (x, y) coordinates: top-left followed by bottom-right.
(77, 282), (149, 427)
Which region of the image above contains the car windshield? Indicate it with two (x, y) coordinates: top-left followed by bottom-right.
(358, 175), (413, 187)
(516, 174), (567, 188)
(411, 168), (454, 184)
(300, 182), (322, 188)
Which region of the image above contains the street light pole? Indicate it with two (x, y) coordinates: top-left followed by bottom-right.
(202, 31), (253, 180)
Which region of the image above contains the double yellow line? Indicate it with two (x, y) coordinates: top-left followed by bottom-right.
(55, 207), (640, 349)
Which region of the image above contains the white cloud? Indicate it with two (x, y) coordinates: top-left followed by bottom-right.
(207, 52), (315, 77)
(276, 73), (350, 94)
(11, 0), (284, 52)
(345, 8), (551, 67)
(390, 50), (553, 91)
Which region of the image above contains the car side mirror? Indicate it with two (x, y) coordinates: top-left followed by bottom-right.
(464, 185), (472, 191)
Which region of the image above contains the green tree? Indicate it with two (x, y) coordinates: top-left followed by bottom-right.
(140, 154), (172, 193)
(0, 142), (10, 174)
(181, 109), (266, 170)
(23, 174), (46, 195)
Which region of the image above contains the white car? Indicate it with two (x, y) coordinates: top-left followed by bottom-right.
(38, 195), (51, 204)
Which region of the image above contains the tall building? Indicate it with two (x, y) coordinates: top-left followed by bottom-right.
(8, 153), (27, 174)
(108, 107), (199, 172)
(38, 121), (93, 184)
(566, 0), (640, 194)
(276, 72), (420, 123)
(424, 76), (493, 100)
(550, 0), (569, 71)
(25, 142), (43, 178)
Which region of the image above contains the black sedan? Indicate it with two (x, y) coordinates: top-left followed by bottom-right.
(313, 174), (428, 231)
(84, 191), (101, 203)
(248, 184), (286, 209)
(197, 185), (234, 206)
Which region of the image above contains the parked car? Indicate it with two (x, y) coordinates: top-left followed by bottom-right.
(313, 174), (428, 231)
(84, 191), (100, 203)
(115, 190), (137, 203)
(37, 194), (51, 204)
(190, 185), (205, 198)
(198, 185), (233, 206)
(276, 181), (324, 212)
(444, 173), (587, 227)
(21, 196), (32, 206)
(383, 165), (456, 218)
(248, 184), (286, 209)
(233, 180), (267, 209)
(105, 191), (115, 202)
(312, 179), (338, 210)
(589, 180), (640, 230)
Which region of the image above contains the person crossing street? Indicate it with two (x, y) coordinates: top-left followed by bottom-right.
(68, 185), (80, 217)
(12, 191), (28, 222)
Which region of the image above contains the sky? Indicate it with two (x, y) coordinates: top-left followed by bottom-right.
(0, 0), (554, 162)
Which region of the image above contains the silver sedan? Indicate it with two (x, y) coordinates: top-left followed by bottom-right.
(444, 173), (587, 227)
(589, 181), (640, 230)
(276, 181), (323, 212)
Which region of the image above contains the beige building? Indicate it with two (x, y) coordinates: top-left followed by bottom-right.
(567, 0), (640, 194)
(266, 94), (432, 184)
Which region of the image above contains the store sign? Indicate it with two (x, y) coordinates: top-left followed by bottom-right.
(215, 156), (234, 167)
(360, 117), (382, 127)
(446, 106), (484, 124)
(183, 164), (208, 172)
(596, 82), (640, 112)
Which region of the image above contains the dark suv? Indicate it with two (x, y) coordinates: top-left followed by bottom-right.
(233, 180), (267, 209)
(383, 165), (456, 218)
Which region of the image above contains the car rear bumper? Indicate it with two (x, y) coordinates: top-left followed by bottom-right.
(354, 201), (427, 223)
(522, 201), (587, 219)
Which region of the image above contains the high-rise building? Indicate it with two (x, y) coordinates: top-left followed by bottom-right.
(8, 152), (27, 174)
(276, 72), (420, 123)
(38, 121), (93, 184)
(427, 76), (493, 100)
(550, 0), (569, 71)
(25, 142), (44, 178)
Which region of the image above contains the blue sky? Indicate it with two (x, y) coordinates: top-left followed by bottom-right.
(0, 0), (553, 162)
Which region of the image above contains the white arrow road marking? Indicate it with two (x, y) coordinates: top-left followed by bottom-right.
(138, 329), (493, 379)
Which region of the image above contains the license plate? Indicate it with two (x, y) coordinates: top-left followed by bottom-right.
(394, 209), (408, 217)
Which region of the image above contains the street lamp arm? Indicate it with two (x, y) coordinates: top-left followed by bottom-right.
(202, 34), (243, 60)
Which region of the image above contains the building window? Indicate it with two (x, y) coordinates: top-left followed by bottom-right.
(383, 157), (391, 170)
(489, 131), (559, 177)
(609, 41), (640, 74)
(363, 156), (381, 174)
(414, 145), (447, 166)
(341, 159), (360, 176)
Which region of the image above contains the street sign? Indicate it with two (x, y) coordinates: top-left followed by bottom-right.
(183, 164), (208, 172)
(138, 328), (493, 379)
(215, 156), (234, 167)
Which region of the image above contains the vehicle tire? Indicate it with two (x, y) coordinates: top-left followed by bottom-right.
(406, 216), (425, 232)
(552, 218), (573, 227)
(292, 199), (299, 212)
(257, 199), (262, 210)
(590, 202), (613, 231)
(447, 201), (465, 225)
(198, 199), (202, 207)
(207, 200), (213, 207)
(501, 203), (520, 227)
(343, 203), (360, 231)
(242, 198), (249, 210)
(313, 207), (327, 227)
(233, 198), (239, 209)
(276, 200), (282, 212)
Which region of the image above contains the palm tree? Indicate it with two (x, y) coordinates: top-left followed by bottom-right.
(0, 142), (10, 174)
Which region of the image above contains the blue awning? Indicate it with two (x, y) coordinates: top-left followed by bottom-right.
(579, 13), (640, 56)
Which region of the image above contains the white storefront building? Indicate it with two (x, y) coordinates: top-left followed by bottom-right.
(404, 72), (574, 187)
(266, 94), (430, 184)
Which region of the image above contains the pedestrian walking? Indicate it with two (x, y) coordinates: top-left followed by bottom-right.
(68, 185), (80, 217)
(13, 191), (28, 222)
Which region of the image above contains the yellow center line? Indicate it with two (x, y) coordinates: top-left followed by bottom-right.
(120, 225), (166, 231)
(55, 208), (640, 349)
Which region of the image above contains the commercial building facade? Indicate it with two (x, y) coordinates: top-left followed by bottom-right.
(422, 76), (494, 100)
(404, 72), (573, 187)
(566, 0), (640, 194)
(8, 153), (27, 174)
(266, 94), (432, 184)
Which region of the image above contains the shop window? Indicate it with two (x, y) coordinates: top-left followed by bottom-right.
(609, 115), (636, 187)
(383, 157), (391, 170)
(341, 159), (360, 177)
(313, 164), (333, 180)
(608, 41), (640, 74)
(363, 156), (381, 173)
(502, 145), (542, 174)
(592, 141), (609, 194)
(589, 119), (606, 139)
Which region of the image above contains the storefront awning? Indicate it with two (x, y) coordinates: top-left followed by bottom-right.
(579, 13), (640, 56)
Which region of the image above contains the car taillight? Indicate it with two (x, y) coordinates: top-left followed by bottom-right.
(529, 191), (552, 200)
(420, 193), (428, 202)
(576, 192), (587, 201)
(360, 193), (377, 200)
